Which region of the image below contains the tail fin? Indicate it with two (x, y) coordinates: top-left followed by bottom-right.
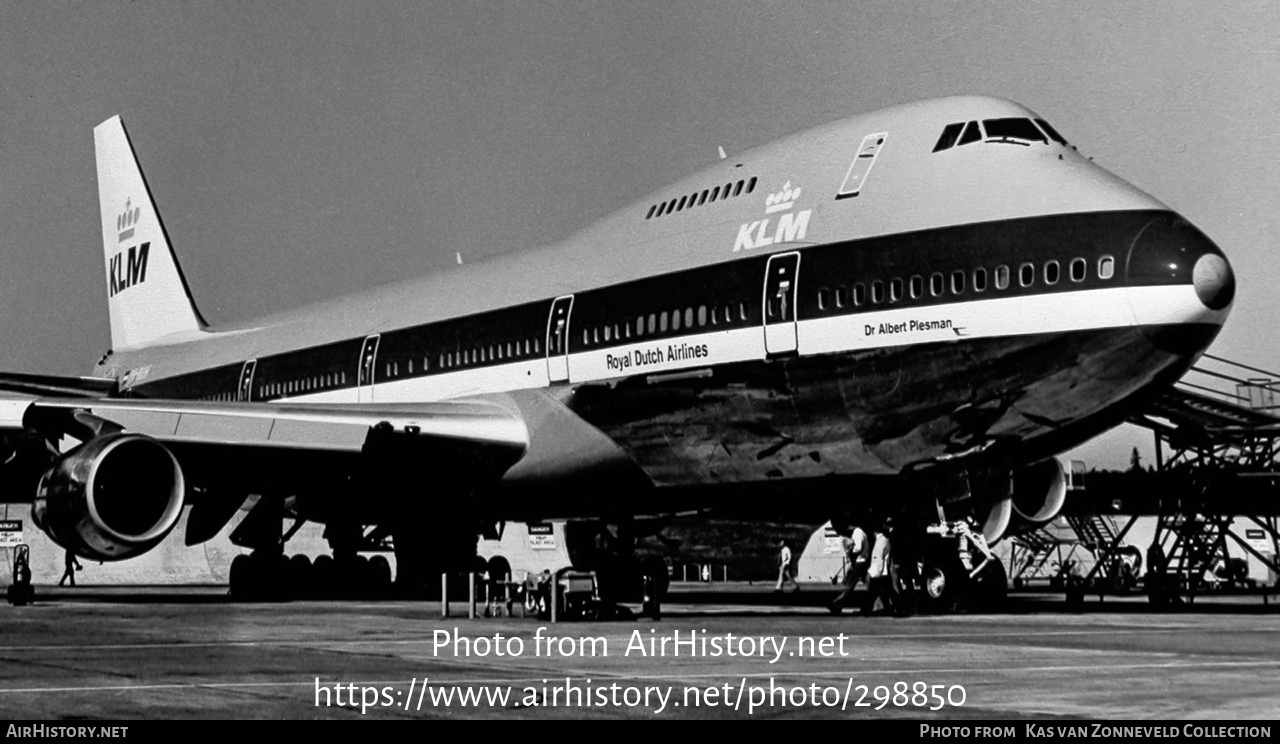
(94, 116), (207, 350)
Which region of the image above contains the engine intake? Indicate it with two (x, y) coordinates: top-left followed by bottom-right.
(32, 432), (185, 561)
(1008, 457), (1069, 534)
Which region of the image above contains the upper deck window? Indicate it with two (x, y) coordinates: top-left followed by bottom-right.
(982, 118), (1047, 146)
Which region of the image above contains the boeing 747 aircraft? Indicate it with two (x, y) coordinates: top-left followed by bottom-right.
(0, 96), (1234, 612)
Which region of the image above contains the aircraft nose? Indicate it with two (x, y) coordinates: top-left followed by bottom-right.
(1192, 252), (1235, 311)
(1126, 213), (1233, 354)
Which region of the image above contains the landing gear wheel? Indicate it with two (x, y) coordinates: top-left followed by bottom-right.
(288, 554), (313, 600)
(312, 555), (336, 599)
(229, 554), (251, 600)
(369, 556), (392, 597)
(967, 558), (1008, 613)
(921, 552), (967, 615)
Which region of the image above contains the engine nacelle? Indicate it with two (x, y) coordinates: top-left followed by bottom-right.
(32, 432), (185, 561)
(1007, 457), (1069, 536)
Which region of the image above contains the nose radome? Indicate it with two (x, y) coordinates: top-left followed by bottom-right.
(1126, 213), (1232, 355)
(1192, 253), (1235, 310)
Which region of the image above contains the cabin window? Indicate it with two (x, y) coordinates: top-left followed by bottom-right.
(697, 305), (707, 326)
(818, 288), (830, 310)
(636, 316), (645, 336)
(648, 314), (657, 334)
(672, 309), (682, 330)
(603, 325), (611, 342)
(1019, 262), (1035, 287)
(684, 308), (693, 328)
(951, 270), (966, 294)
(1070, 258), (1086, 282)
(408, 360), (414, 374)
(660, 312), (669, 332)
(890, 278), (903, 302)
(973, 267), (988, 292)
(724, 305), (734, 324)
(995, 265), (1010, 290)
(747, 176), (757, 193)
(909, 275), (923, 299)
(871, 280), (885, 304)
(724, 183), (733, 199)
(699, 189), (709, 206)
(853, 283), (867, 306)
(1098, 256), (1115, 280)
(710, 186), (720, 202)
(930, 272), (944, 297)
(1044, 260), (1060, 285)
(341, 372), (346, 384)
(592, 328), (600, 344)
(835, 285), (849, 308)
(677, 195), (687, 211)
(738, 302), (749, 321)
(646, 205), (656, 219)
(734, 180), (744, 197)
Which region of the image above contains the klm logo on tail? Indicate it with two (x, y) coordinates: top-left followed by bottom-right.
(109, 198), (149, 297)
(108, 243), (150, 297)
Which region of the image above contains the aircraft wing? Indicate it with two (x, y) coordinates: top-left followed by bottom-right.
(0, 372), (116, 398)
(0, 394), (529, 507)
(4, 395), (528, 453)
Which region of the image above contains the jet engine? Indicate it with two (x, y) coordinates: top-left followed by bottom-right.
(32, 432), (185, 561)
(1006, 457), (1069, 536)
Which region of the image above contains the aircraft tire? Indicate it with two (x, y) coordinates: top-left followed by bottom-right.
(312, 555), (336, 599)
(967, 558), (1008, 613)
(920, 549), (967, 615)
(288, 554), (313, 599)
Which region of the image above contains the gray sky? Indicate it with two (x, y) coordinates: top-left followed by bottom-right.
(2, 1), (1278, 468)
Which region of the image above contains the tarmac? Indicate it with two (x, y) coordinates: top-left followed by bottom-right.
(1, 583), (1279, 720)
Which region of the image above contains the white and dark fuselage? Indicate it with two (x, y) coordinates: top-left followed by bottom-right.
(100, 97), (1234, 516)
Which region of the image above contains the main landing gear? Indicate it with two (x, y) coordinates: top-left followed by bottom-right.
(916, 520), (1006, 615)
(225, 495), (394, 601)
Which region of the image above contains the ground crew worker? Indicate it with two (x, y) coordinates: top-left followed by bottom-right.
(774, 541), (801, 592)
(828, 521), (870, 613)
(866, 519), (896, 615)
(59, 550), (82, 587)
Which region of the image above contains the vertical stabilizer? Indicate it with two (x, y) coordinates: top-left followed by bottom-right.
(94, 116), (207, 350)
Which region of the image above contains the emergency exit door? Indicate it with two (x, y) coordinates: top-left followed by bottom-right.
(763, 252), (800, 355)
(357, 334), (380, 402)
(545, 295), (573, 383)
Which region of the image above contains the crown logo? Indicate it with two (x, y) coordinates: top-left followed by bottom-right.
(764, 181), (802, 214)
(117, 198), (141, 243)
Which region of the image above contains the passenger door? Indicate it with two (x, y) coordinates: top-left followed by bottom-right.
(545, 296), (574, 383)
(237, 359), (257, 402)
(763, 252), (800, 355)
(357, 334), (380, 402)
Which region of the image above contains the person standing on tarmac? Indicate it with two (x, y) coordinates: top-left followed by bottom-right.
(865, 519), (896, 615)
(774, 541), (801, 593)
(59, 550), (82, 587)
(828, 521), (871, 613)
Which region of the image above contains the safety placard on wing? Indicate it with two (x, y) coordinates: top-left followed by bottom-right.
(0, 520), (22, 547)
(527, 523), (557, 550)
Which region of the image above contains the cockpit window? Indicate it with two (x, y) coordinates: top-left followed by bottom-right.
(1035, 118), (1068, 146)
(957, 121), (982, 146)
(933, 122), (965, 153)
(982, 118), (1047, 145)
